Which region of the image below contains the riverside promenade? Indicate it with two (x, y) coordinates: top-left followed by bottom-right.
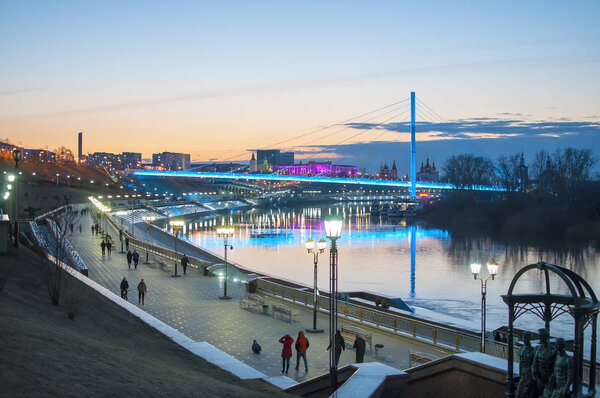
(68, 212), (450, 383)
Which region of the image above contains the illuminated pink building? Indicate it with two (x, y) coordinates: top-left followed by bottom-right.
(274, 161), (357, 177)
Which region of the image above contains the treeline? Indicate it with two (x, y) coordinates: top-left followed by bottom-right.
(421, 148), (600, 245)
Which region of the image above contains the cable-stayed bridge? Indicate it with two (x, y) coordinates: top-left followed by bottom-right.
(134, 92), (504, 193)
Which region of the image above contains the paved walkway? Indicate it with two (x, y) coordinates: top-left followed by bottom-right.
(68, 213), (449, 383)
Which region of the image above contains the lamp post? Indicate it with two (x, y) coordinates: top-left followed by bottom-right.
(216, 226), (234, 299)
(169, 220), (184, 277)
(131, 200), (135, 238)
(305, 237), (327, 333)
(116, 211), (127, 253)
(142, 215), (155, 264)
(12, 148), (21, 248)
(470, 259), (499, 353)
(324, 215), (343, 393)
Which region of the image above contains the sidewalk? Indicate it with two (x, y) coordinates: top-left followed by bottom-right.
(69, 213), (449, 382)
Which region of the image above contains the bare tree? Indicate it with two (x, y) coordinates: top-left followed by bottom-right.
(496, 154), (522, 191)
(44, 205), (80, 305)
(443, 154), (495, 189)
(64, 279), (84, 320)
(532, 148), (597, 198)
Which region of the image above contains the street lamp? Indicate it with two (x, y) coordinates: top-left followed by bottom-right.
(12, 148), (21, 248)
(305, 237), (327, 333)
(169, 220), (185, 277)
(216, 226), (234, 299)
(142, 215), (155, 264)
(324, 215), (342, 393)
(470, 259), (499, 353)
(116, 211), (127, 253)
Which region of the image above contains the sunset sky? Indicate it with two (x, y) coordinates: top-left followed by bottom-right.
(1, 1), (599, 173)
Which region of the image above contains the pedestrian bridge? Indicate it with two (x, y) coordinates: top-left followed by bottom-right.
(133, 170), (503, 192)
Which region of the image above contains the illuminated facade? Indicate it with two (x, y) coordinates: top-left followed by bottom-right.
(274, 161), (357, 177)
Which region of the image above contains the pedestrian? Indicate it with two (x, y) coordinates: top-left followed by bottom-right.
(79, 224), (82, 233)
(70, 223), (74, 233)
(137, 278), (147, 305)
(120, 277), (129, 300)
(106, 240), (112, 256)
(375, 296), (381, 307)
(381, 299), (389, 309)
(125, 236), (130, 251)
(100, 240), (106, 256)
(279, 334), (294, 373)
(295, 331), (309, 371)
(132, 250), (140, 269)
(252, 339), (262, 354)
(353, 333), (366, 363)
(95, 224), (99, 235)
(126, 250), (133, 269)
(91, 225), (95, 235)
(327, 330), (345, 366)
(181, 254), (189, 275)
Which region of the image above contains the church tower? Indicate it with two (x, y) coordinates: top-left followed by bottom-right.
(249, 153), (257, 173)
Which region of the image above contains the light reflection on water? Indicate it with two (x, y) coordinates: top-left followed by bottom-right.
(172, 203), (600, 341)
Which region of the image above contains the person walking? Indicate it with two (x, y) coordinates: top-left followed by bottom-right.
(295, 331), (310, 371)
(137, 278), (147, 305)
(125, 236), (130, 251)
(353, 333), (366, 363)
(106, 240), (112, 256)
(91, 225), (95, 235)
(181, 254), (189, 275)
(79, 224), (82, 234)
(100, 240), (106, 256)
(95, 224), (99, 235)
(327, 330), (346, 366)
(132, 250), (140, 269)
(126, 250), (133, 269)
(279, 334), (294, 373)
(120, 277), (129, 300)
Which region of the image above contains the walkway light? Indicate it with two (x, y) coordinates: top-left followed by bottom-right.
(305, 237), (327, 333)
(470, 259), (499, 353)
(217, 226), (235, 299)
(324, 214), (342, 392)
(169, 220), (185, 277)
(142, 215), (156, 263)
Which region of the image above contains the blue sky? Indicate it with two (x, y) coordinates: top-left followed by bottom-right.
(0, 1), (598, 173)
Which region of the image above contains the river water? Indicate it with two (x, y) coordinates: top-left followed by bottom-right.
(174, 202), (600, 344)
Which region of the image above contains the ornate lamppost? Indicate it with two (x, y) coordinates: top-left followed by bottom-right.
(324, 215), (342, 392)
(142, 215), (155, 264)
(305, 237), (327, 333)
(12, 148), (21, 248)
(216, 226), (234, 299)
(116, 210), (127, 253)
(470, 259), (499, 353)
(169, 220), (184, 277)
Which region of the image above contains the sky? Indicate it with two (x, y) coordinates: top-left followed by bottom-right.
(1, 1), (599, 174)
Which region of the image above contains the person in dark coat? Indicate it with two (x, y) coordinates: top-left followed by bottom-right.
(279, 334), (294, 373)
(181, 255), (189, 275)
(106, 240), (112, 256)
(327, 330), (345, 366)
(126, 250), (133, 269)
(295, 331), (310, 371)
(125, 236), (130, 251)
(137, 279), (147, 305)
(252, 340), (262, 354)
(100, 240), (106, 256)
(132, 250), (140, 269)
(353, 333), (366, 363)
(120, 277), (129, 299)
(91, 225), (95, 235)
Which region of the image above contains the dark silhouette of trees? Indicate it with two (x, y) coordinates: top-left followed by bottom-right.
(443, 154), (495, 189)
(496, 154), (522, 192)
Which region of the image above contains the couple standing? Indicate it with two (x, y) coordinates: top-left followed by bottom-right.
(279, 331), (309, 373)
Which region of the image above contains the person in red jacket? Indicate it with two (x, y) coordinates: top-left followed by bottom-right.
(295, 331), (310, 371)
(279, 334), (294, 373)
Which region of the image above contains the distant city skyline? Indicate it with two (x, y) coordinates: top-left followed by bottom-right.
(1, 1), (599, 173)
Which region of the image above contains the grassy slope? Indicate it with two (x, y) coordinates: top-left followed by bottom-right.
(0, 247), (288, 398)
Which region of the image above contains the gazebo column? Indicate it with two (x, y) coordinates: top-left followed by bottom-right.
(590, 314), (597, 394)
(506, 303), (515, 398)
(573, 316), (583, 398)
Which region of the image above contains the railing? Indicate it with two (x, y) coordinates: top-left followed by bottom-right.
(29, 221), (49, 252)
(45, 218), (88, 275)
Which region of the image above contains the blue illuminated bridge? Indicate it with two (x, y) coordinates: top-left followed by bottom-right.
(133, 170), (504, 192)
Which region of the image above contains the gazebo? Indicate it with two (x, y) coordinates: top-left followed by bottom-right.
(502, 261), (599, 398)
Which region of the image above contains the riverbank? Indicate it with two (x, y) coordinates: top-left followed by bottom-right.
(0, 246), (288, 397)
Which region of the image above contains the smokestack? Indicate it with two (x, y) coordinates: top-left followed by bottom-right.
(78, 132), (82, 165)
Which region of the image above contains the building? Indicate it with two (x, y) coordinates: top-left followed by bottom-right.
(249, 153), (258, 173)
(121, 152), (142, 169)
(256, 149), (295, 172)
(274, 161), (357, 177)
(23, 148), (56, 163)
(152, 152), (191, 171)
(78, 132), (83, 165)
(88, 152), (122, 168)
(377, 161), (398, 180)
(416, 158), (439, 182)
(516, 153), (529, 192)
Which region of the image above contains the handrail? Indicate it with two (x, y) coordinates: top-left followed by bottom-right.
(45, 218), (88, 274)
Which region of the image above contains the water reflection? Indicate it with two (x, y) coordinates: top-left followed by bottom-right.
(164, 202), (599, 340)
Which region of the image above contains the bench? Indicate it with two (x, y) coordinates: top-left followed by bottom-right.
(240, 294), (265, 312)
(409, 351), (434, 367)
(272, 304), (299, 323)
(340, 325), (373, 351)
